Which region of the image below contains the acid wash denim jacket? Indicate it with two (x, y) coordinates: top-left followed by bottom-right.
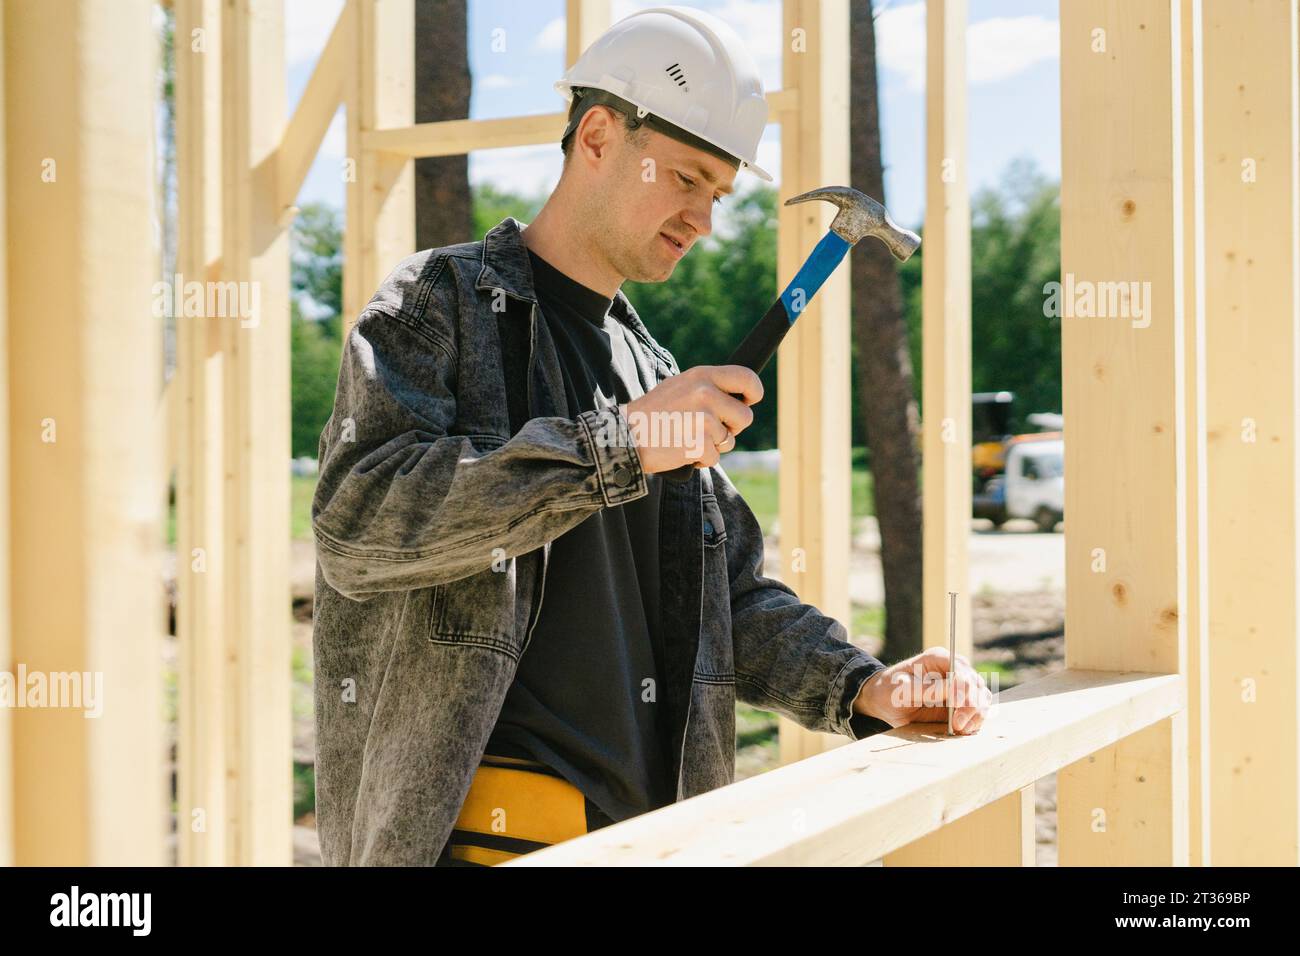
(310, 216), (892, 866)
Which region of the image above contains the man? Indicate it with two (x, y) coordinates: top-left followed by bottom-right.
(311, 5), (990, 867)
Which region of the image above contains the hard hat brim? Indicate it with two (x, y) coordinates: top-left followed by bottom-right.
(556, 80), (773, 183)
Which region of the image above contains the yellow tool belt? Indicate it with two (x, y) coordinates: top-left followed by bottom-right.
(436, 753), (615, 866)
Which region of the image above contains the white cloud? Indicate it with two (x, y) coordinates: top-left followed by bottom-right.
(876, 3), (1059, 92)
(470, 144), (564, 201)
(478, 73), (522, 90)
(533, 16), (567, 53)
(968, 16), (1059, 85)
(285, 0), (346, 72)
(708, 0), (782, 90)
(876, 3), (927, 91)
(751, 129), (781, 186)
(319, 107), (345, 159)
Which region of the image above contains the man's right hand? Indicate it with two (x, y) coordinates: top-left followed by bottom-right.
(619, 365), (764, 474)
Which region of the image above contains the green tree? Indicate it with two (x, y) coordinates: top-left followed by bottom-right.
(899, 158), (1062, 432)
(291, 202), (343, 458)
(472, 182), (546, 239)
(292, 304), (342, 458)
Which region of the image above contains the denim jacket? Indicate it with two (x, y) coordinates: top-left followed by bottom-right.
(310, 216), (891, 866)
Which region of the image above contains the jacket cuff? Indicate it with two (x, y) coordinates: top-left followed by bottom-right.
(831, 655), (894, 740)
(576, 405), (649, 506)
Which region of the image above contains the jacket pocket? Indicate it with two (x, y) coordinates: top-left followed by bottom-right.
(428, 557), (522, 659)
(701, 493), (727, 549)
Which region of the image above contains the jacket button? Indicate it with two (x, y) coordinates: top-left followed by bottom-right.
(703, 520), (714, 535)
(612, 463), (633, 487)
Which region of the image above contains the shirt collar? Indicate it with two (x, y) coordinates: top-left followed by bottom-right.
(474, 216), (662, 347)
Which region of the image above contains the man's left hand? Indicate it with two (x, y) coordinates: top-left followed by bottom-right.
(853, 647), (992, 735)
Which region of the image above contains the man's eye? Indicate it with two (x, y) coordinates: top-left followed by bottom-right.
(678, 170), (721, 205)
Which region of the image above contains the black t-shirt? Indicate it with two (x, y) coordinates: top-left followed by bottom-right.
(483, 248), (675, 823)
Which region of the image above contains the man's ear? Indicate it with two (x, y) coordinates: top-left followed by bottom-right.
(574, 106), (615, 165)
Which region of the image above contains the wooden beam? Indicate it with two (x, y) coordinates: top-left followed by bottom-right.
(1057, 0), (1190, 866)
(276, 2), (352, 211)
(504, 670), (1183, 866)
(884, 785), (1035, 866)
(4, 0), (165, 865)
(566, 0), (610, 65)
(363, 111), (567, 158)
(1059, 712), (1189, 865)
(1199, 0), (1300, 865)
(921, 0), (971, 659)
(343, 0), (414, 332)
(0, 0), (11, 868)
(775, 0), (854, 765)
(174, 0), (232, 867)
(1178, 0), (1211, 869)
(359, 91), (799, 160)
(220, 0), (292, 865)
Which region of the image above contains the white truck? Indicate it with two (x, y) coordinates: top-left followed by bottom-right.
(973, 437), (1064, 532)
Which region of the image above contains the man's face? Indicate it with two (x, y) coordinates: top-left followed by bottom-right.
(593, 119), (739, 283)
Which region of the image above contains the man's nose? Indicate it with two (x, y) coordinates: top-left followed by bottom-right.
(680, 201), (713, 238)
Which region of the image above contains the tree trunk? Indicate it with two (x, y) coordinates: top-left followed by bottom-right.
(415, 0), (471, 249)
(850, 0), (924, 661)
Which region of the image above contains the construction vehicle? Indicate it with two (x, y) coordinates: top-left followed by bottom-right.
(971, 392), (1064, 532)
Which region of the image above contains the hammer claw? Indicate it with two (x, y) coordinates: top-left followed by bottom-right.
(785, 185), (920, 261)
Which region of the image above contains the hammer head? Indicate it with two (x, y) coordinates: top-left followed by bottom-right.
(785, 186), (921, 261)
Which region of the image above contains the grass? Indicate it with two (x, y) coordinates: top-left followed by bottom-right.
(735, 702), (779, 751)
(727, 448), (875, 532)
(292, 475), (316, 540)
(851, 603), (885, 643)
(165, 474), (318, 547)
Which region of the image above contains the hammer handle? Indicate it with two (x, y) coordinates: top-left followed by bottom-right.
(659, 299), (791, 483)
(657, 230), (853, 485)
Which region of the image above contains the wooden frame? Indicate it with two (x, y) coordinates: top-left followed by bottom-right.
(3, 0), (164, 865)
(5, 0), (1298, 867)
(505, 671), (1182, 865)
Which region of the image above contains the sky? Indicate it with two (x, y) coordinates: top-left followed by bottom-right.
(285, 0), (1060, 232)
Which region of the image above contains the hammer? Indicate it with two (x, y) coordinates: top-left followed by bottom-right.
(663, 185), (921, 483)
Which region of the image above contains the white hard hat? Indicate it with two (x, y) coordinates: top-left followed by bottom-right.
(555, 5), (772, 182)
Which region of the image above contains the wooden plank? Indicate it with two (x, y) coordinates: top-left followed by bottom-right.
(884, 785), (1035, 866)
(360, 91), (799, 160)
(1178, 0), (1211, 868)
(1058, 714), (1189, 865)
(1199, 0), (1299, 866)
(0, 0), (11, 868)
(921, 0), (971, 659)
(174, 0), (231, 867)
(4, 0), (164, 865)
(1057, 0), (1190, 866)
(343, 0), (414, 332)
(362, 111), (567, 158)
(276, 2), (351, 211)
(775, 0), (854, 765)
(503, 670), (1182, 866)
(220, 0), (292, 866)
(566, 0), (610, 64)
